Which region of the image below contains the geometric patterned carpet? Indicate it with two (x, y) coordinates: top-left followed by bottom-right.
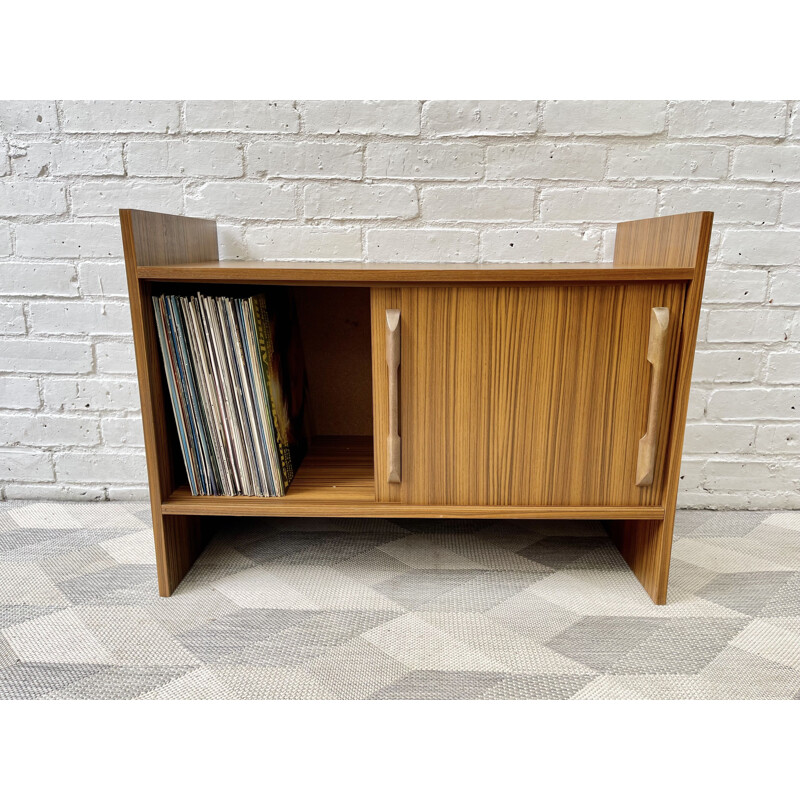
(1, 501), (799, 700)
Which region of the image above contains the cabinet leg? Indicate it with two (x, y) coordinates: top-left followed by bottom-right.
(152, 513), (210, 597)
(605, 518), (673, 605)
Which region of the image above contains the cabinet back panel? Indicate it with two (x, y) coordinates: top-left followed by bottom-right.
(372, 283), (685, 507)
(294, 287), (373, 437)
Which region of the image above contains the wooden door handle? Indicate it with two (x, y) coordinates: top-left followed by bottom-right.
(636, 307), (670, 487)
(386, 309), (401, 483)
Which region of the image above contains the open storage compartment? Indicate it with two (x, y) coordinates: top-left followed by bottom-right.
(147, 282), (375, 506)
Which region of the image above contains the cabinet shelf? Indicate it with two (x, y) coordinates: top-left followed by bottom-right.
(161, 436), (665, 521)
(136, 260), (695, 284)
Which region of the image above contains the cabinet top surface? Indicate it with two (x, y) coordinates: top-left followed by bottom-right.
(136, 260), (695, 284)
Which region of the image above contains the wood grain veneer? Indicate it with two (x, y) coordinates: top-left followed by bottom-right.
(371, 282), (684, 508)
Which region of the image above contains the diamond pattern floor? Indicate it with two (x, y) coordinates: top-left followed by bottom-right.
(0, 502), (798, 700)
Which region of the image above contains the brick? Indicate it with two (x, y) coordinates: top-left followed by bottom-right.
(126, 140), (243, 177)
(0, 301), (26, 334)
(606, 144), (729, 180)
(703, 268), (768, 303)
(15, 223), (122, 258)
(0, 142), (9, 176)
(28, 301), (131, 336)
(697, 308), (710, 341)
(185, 182), (296, 220)
(768, 271), (800, 306)
(791, 102), (800, 139)
(731, 146), (800, 181)
(660, 187), (780, 225)
(78, 262), (129, 296)
(101, 417), (144, 447)
(486, 143), (606, 180)
(765, 352), (800, 383)
(43, 378), (141, 412)
(185, 100), (299, 133)
(424, 101), (538, 136)
(421, 186), (535, 222)
(244, 226), (361, 261)
(247, 141), (362, 179)
(55, 451), (147, 484)
(670, 101), (787, 138)
(107, 486), (149, 500)
(304, 183), (417, 220)
(0, 450), (54, 482)
(542, 100), (666, 136)
(706, 230), (722, 267)
(683, 423), (755, 453)
(686, 389), (707, 420)
(0, 180), (66, 216)
(540, 188), (657, 223)
(707, 309), (795, 343)
(0, 223), (10, 256)
(756, 424), (800, 454)
(481, 228), (601, 263)
(705, 460), (800, 492)
(721, 230), (800, 266)
(678, 490), (788, 511)
(691, 350), (761, 383)
(12, 141), (124, 177)
(707, 388), (799, 420)
(0, 263), (77, 296)
(676, 459), (705, 491)
(72, 181), (184, 217)
(0, 100), (58, 134)
(0, 414), (99, 446)
(0, 376), (40, 409)
(62, 100), (179, 133)
(217, 225), (247, 260)
(95, 340), (136, 374)
(0, 339), (92, 374)
(366, 142), (483, 180)
(783, 190), (800, 224)
(304, 101), (419, 135)
(4, 484), (106, 501)
(366, 229), (478, 263)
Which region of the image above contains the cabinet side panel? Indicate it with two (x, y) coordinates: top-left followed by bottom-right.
(610, 212), (713, 603)
(120, 210), (218, 595)
(125, 209), (219, 268)
(614, 211), (713, 270)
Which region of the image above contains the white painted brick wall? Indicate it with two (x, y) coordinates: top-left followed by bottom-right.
(0, 99), (798, 508)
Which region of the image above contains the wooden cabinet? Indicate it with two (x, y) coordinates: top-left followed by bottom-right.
(121, 209), (713, 605)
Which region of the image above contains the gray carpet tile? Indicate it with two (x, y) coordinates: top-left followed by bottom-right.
(0, 502), (798, 699)
(369, 670), (509, 700)
(43, 665), (193, 700)
(546, 616), (666, 671)
(57, 564), (158, 605)
(374, 569), (492, 610)
(482, 673), (597, 700)
(695, 571), (796, 615)
(517, 535), (610, 570)
(0, 662), (106, 700)
(608, 618), (751, 675)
